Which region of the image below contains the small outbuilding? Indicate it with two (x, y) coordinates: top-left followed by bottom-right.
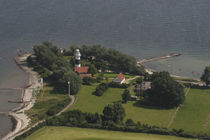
(113, 73), (125, 84)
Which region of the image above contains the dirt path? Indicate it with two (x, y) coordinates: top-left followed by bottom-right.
(56, 95), (76, 116)
(125, 76), (140, 84)
(167, 88), (191, 128)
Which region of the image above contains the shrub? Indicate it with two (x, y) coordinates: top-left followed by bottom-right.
(108, 82), (129, 88)
(93, 83), (108, 96)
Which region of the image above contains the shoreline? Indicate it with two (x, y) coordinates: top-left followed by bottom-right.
(2, 53), (41, 140)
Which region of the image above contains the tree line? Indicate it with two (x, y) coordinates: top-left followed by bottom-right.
(68, 45), (145, 75)
(27, 42), (82, 94)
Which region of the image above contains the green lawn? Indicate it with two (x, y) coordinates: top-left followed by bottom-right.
(123, 101), (175, 127)
(170, 88), (210, 133)
(24, 127), (192, 140)
(69, 85), (124, 113)
(69, 85), (175, 127)
(26, 83), (69, 123)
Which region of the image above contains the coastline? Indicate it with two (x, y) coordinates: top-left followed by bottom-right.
(2, 53), (41, 140)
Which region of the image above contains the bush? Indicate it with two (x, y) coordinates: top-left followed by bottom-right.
(122, 89), (131, 103)
(46, 98), (71, 116)
(108, 82), (129, 88)
(126, 119), (136, 126)
(83, 76), (96, 85)
(93, 83), (108, 96)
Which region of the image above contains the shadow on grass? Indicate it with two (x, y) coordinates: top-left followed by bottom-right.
(133, 100), (172, 110)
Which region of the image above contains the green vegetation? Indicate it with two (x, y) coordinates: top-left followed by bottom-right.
(23, 42), (210, 140)
(122, 89), (131, 103)
(69, 85), (124, 113)
(29, 42), (82, 94)
(123, 101), (175, 127)
(68, 85), (175, 127)
(95, 73), (135, 79)
(145, 72), (185, 108)
(102, 102), (125, 124)
(26, 84), (70, 123)
(201, 66), (210, 86)
(69, 45), (145, 75)
(170, 88), (210, 133)
(24, 127), (191, 140)
(93, 83), (109, 96)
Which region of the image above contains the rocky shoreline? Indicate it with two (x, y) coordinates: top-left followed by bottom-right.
(2, 53), (41, 140)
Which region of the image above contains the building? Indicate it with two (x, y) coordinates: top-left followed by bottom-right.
(113, 73), (125, 84)
(75, 49), (81, 67)
(74, 49), (92, 79)
(136, 81), (151, 92)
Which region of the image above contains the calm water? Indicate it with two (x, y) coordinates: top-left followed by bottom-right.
(0, 0), (210, 137)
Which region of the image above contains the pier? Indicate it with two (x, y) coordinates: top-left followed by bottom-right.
(137, 53), (181, 64)
(0, 88), (22, 90)
(0, 112), (10, 115)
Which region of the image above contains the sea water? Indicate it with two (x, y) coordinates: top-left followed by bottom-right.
(0, 0), (210, 137)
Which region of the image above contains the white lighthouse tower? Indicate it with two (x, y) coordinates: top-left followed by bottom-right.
(75, 49), (81, 67)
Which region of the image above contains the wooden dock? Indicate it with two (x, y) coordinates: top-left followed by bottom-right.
(137, 53), (181, 64)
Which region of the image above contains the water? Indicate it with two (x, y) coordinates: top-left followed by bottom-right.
(0, 0), (210, 137)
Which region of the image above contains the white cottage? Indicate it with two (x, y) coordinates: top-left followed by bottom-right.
(113, 73), (125, 84)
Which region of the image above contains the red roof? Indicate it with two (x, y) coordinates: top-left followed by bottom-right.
(117, 73), (125, 81)
(74, 67), (89, 74)
(80, 74), (92, 79)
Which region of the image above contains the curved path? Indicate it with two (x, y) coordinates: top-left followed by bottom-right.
(56, 95), (76, 116)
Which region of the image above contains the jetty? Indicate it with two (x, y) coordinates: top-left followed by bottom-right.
(0, 112), (10, 115)
(137, 53), (181, 64)
(0, 88), (22, 90)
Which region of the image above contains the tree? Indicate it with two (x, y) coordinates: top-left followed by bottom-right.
(122, 89), (131, 103)
(201, 66), (210, 86)
(102, 102), (125, 124)
(83, 76), (95, 85)
(53, 67), (82, 94)
(146, 71), (185, 108)
(88, 64), (97, 75)
(136, 77), (143, 84)
(125, 118), (135, 126)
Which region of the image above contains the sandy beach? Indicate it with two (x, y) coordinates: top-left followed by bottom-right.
(2, 53), (41, 140)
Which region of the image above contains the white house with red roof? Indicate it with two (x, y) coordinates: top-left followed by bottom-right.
(113, 73), (125, 84)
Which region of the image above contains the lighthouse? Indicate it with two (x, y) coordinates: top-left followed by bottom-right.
(75, 49), (81, 67)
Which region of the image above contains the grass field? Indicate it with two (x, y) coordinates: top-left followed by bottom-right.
(26, 83), (69, 123)
(69, 85), (124, 113)
(24, 127), (192, 140)
(123, 101), (175, 127)
(170, 88), (210, 133)
(69, 85), (175, 127)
